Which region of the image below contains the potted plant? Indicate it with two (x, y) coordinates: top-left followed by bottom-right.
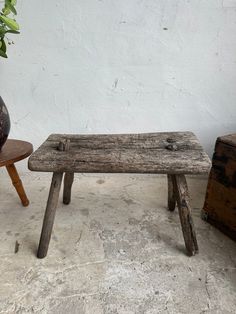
(0, 0), (19, 150)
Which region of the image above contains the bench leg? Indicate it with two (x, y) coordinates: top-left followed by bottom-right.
(172, 174), (199, 256)
(167, 174), (176, 211)
(63, 172), (74, 205)
(37, 172), (63, 258)
(6, 163), (29, 207)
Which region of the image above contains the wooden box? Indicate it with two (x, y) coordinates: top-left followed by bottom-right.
(202, 133), (236, 240)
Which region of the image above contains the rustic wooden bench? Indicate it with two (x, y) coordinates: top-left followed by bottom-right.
(28, 132), (211, 258)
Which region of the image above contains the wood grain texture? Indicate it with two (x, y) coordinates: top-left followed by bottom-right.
(37, 172), (63, 258)
(217, 133), (236, 148)
(167, 174), (176, 211)
(28, 132), (211, 174)
(63, 172), (74, 205)
(173, 174), (198, 256)
(0, 139), (33, 167)
(203, 134), (236, 241)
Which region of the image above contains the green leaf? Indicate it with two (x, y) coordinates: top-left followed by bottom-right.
(0, 48), (7, 58)
(11, 0), (17, 6)
(5, 0), (17, 15)
(5, 29), (19, 34)
(0, 15), (19, 30)
(0, 26), (7, 36)
(2, 7), (11, 16)
(1, 39), (6, 52)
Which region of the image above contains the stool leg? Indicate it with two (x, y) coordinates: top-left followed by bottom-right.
(6, 163), (29, 207)
(37, 172), (63, 258)
(167, 174), (176, 211)
(63, 172), (74, 205)
(172, 174), (198, 256)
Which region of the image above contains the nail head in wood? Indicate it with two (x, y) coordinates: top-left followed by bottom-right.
(165, 143), (178, 151)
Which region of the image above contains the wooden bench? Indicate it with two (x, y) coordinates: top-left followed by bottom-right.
(28, 132), (211, 258)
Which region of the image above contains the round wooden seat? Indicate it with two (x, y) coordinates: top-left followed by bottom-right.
(0, 139), (33, 167)
(0, 139), (33, 206)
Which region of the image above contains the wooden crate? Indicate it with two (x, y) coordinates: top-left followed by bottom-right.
(202, 134), (236, 240)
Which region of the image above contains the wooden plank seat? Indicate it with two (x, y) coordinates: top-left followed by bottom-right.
(28, 132), (211, 258)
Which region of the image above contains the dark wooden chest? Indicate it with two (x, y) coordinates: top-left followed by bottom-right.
(202, 134), (236, 240)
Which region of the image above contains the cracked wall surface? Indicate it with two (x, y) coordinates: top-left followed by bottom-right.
(0, 0), (236, 172)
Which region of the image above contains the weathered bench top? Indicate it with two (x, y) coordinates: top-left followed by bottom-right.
(28, 132), (211, 174)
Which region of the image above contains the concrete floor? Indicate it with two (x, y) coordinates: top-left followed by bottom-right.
(0, 172), (236, 314)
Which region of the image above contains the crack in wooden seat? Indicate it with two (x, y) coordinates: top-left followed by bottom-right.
(28, 132), (211, 258)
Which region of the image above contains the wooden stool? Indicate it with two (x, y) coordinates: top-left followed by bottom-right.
(28, 132), (211, 258)
(0, 139), (33, 206)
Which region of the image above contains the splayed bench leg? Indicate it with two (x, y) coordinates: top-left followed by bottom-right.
(167, 174), (176, 211)
(37, 172), (63, 258)
(63, 172), (74, 205)
(172, 174), (199, 256)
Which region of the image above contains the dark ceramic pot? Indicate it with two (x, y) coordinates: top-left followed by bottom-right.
(0, 96), (10, 151)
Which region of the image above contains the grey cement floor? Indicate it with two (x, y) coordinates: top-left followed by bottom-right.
(0, 172), (236, 314)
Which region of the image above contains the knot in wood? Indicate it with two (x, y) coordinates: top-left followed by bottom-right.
(166, 137), (176, 143)
(165, 143), (178, 151)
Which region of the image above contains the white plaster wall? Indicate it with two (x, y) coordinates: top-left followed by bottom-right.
(1, 0), (236, 171)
